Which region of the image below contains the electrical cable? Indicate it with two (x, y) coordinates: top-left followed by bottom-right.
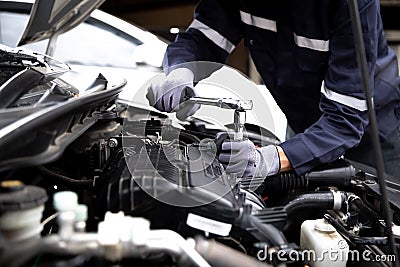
(347, 0), (399, 264)
(41, 212), (59, 227)
(37, 166), (93, 188)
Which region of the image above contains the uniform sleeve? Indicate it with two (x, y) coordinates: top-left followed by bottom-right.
(280, 0), (380, 175)
(163, 0), (243, 76)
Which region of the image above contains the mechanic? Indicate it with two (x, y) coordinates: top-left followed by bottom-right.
(147, 0), (400, 178)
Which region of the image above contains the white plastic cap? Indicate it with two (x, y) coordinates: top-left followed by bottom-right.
(74, 204), (88, 222)
(98, 212), (125, 245)
(314, 219), (336, 233)
(98, 212), (151, 246)
(130, 217), (151, 245)
(53, 191), (78, 212)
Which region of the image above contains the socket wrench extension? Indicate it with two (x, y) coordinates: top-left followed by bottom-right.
(185, 96), (253, 141)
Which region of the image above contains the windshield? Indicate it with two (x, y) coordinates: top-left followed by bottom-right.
(0, 11), (142, 68)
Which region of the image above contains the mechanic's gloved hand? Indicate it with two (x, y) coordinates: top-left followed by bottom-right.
(146, 68), (200, 120)
(216, 133), (280, 178)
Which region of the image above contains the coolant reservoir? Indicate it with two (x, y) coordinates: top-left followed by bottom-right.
(300, 219), (349, 267)
(0, 180), (48, 242)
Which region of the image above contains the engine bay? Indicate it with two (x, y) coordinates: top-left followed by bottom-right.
(0, 47), (399, 267)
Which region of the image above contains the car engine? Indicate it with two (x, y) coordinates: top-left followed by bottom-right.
(0, 46), (399, 267)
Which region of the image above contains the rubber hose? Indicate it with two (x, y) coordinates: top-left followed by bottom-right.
(248, 215), (288, 247)
(264, 168), (353, 194)
(284, 192), (343, 216)
(195, 237), (272, 267)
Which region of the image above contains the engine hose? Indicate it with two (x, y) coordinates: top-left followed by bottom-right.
(284, 191), (346, 217)
(261, 172), (309, 195)
(37, 166), (93, 188)
(278, 172), (308, 191)
(248, 215), (288, 247)
(263, 167), (353, 194)
(195, 237), (272, 267)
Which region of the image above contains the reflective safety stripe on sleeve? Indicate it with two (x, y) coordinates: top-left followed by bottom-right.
(321, 83), (368, 111)
(188, 19), (236, 53)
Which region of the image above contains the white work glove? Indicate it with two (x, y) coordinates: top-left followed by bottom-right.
(216, 133), (280, 178)
(146, 68), (200, 120)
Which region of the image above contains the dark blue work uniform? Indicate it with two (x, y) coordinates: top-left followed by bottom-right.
(163, 0), (400, 176)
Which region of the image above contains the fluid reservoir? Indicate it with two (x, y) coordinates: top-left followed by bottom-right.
(300, 219), (349, 267)
(0, 180), (48, 242)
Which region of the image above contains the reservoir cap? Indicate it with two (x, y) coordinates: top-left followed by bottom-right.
(0, 181), (48, 212)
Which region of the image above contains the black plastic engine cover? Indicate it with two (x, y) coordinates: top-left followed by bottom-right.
(95, 138), (242, 229)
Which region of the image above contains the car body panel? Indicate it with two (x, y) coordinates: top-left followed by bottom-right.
(18, 0), (105, 45)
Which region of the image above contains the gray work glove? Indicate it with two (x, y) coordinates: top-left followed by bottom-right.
(216, 133), (280, 178)
(146, 68), (200, 120)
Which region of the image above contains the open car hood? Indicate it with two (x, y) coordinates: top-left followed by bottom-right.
(18, 0), (105, 45)
(0, 44), (126, 171)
